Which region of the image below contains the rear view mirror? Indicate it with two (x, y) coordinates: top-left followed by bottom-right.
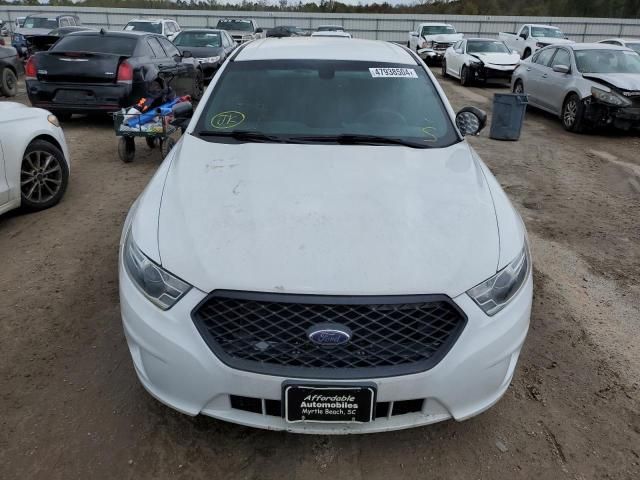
(410, 32), (418, 37)
(552, 64), (570, 74)
(519, 33), (528, 40)
(456, 106), (487, 136)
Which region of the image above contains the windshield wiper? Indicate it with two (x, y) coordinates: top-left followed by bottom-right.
(198, 130), (292, 143)
(292, 134), (433, 148)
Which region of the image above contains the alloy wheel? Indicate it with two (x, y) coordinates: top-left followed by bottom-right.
(21, 150), (63, 204)
(564, 99), (577, 127)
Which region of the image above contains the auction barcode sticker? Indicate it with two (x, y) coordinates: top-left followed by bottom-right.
(369, 68), (418, 78)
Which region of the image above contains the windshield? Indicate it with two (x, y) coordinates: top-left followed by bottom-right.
(124, 22), (162, 34)
(575, 49), (640, 74)
(421, 25), (456, 36)
(195, 60), (458, 148)
(217, 20), (253, 32)
(627, 43), (640, 54)
(467, 40), (510, 54)
(23, 17), (58, 30)
(531, 27), (565, 38)
(52, 35), (137, 55)
(174, 31), (221, 48)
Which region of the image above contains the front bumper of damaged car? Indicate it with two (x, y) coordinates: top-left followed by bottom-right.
(468, 62), (517, 81)
(584, 97), (640, 131)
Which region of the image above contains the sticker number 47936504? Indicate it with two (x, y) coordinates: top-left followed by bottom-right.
(369, 67), (418, 78)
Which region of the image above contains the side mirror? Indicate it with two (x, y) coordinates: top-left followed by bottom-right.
(255, 27), (263, 33)
(552, 64), (570, 74)
(456, 106), (487, 137)
(410, 31), (418, 37)
(181, 50), (193, 58)
(519, 33), (528, 40)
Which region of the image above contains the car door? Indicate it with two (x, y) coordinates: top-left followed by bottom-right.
(0, 140), (9, 206)
(448, 40), (463, 76)
(544, 47), (573, 114)
(525, 48), (557, 109)
(157, 36), (193, 96)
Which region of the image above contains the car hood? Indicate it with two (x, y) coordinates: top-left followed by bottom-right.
(178, 46), (223, 58)
(583, 73), (640, 92)
(155, 136), (500, 297)
(15, 27), (53, 37)
(423, 33), (463, 43)
(470, 52), (521, 65)
(534, 37), (574, 45)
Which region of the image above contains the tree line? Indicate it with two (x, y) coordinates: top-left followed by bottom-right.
(1, 0), (639, 18)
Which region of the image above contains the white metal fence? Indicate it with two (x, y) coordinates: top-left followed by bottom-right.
(2, 6), (640, 43)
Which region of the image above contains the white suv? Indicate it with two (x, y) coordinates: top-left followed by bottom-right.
(123, 19), (181, 41)
(119, 37), (532, 434)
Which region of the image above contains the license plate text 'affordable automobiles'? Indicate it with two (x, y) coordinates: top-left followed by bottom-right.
(284, 385), (376, 423)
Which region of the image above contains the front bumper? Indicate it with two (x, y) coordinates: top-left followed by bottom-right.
(26, 80), (141, 113)
(417, 48), (448, 60)
(585, 101), (640, 130)
(469, 64), (517, 82)
(119, 257), (532, 434)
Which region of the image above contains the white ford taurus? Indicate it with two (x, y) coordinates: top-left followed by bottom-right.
(0, 102), (70, 216)
(119, 38), (532, 433)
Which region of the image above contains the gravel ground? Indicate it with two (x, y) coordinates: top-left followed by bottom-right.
(1, 71), (639, 480)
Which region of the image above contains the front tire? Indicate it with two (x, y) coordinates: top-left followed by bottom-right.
(441, 59), (448, 77)
(562, 93), (585, 133)
(0, 67), (18, 97)
(192, 68), (204, 101)
(522, 48), (532, 60)
(513, 80), (524, 94)
(20, 140), (69, 211)
(460, 65), (471, 86)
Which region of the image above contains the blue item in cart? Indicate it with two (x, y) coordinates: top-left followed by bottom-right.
(125, 98), (183, 128)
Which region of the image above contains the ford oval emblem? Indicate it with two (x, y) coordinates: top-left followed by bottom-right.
(307, 323), (352, 346)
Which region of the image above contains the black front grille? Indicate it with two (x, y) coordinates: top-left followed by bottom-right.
(433, 42), (453, 50)
(192, 291), (466, 379)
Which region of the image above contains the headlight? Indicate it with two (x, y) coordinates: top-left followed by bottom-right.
(469, 57), (483, 66)
(591, 87), (632, 107)
(467, 242), (530, 316)
(123, 229), (191, 310)
(47, 114), (60, 128)
(198, 56), (220, 64)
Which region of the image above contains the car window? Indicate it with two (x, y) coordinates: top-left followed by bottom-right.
(147, 37), (166, 58)
(521, 26), (529, 37)
(51, 35), (137, 55)
(420, 25), (456, 36)
(551, 48), (571, 68)
(173, 22), (181, 32)
(174, 31), (222, 48)
(531, 27), (565, 38)
(575, 49), (640, 74)
(60, 18), (70, 28)
(23, 17), (58, 30)
(534, 48), (556, 67)
(158, 37), (180, 57)
(466, 40), (510, 54)
(68, 17), (76, 26)
(125, 21), (162, 34)
(222, 33), (231, 47)
(627, 43), (640, 54)
(196, 59), (459, 149)
(217, 20), (254, 32)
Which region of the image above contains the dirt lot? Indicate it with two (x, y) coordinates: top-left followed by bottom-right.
(1, 70), (639, 480)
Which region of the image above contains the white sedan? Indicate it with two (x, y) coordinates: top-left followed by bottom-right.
(442, 38), (521, 86)
(0, 102), (70, 215)
(119, 37), (532, 434)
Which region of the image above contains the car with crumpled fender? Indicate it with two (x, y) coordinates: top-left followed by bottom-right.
(119, 37), (532, 434)
(512, 43), (640, 132)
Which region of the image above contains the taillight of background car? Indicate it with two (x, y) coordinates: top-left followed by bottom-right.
(117, 61), (133, 84)
(25, 56), (37, 81)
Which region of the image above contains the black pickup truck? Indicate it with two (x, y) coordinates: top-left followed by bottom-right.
(25, 30), (204, 119)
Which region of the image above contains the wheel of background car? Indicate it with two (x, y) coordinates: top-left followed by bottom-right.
(161, 137), (176, 158)
(118, 137), (136, 163)
(146, 137), (158, 149)
(513, 80), (524, 94)
(441, 59), (448, 78)
(562, 93), (585, 133)
(20, 140), (69, 211)
(407, 41), (410, 48)
(522, 48), (531, 60)
(0, 67), (18, 97)
(460, 65), (471, 86)
(192, 69), (204, 101)
(357, 109), (407, 126)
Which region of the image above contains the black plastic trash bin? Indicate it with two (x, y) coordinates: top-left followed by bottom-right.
(489, 93), (528, 141)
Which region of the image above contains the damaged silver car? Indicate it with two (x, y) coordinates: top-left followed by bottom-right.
(511, 43), (640, 132)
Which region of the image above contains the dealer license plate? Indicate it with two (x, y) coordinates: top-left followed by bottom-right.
(284, 384), (376, 423)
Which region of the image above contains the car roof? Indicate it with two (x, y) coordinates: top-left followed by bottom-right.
(127, 18), (172, 23)
(236, 38), (417, 64)
(179, 28), (225, 33)
(600, 38), (640, 43)
(466, 38), (506, 42)
(27, 13), (74, 19)
(67, 30), (157, 38)
(529, 24), (561, 28)
(419, 23), (453, 26)
(570, 42), (633, 51)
